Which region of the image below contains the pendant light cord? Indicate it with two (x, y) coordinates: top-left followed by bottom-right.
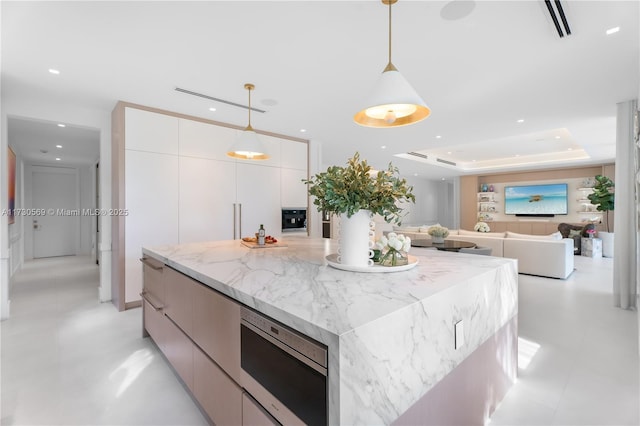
(384, 1), (397, 72)
(245, 83), (254, 131)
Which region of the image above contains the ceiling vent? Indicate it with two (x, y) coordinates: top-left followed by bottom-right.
(407, 151), (428, 159)
(544, 0), (571, 38)
(436, 158), (456, 166)
(175, 87), (266, 113)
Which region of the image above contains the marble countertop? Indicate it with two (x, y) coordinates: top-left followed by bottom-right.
(142, 237), (518, 424)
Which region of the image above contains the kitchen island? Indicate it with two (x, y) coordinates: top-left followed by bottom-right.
(142, 237), (518, 425)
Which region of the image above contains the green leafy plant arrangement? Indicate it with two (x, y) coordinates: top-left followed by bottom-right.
(587, 174), (615, 232)
(304, 152), (415, 224)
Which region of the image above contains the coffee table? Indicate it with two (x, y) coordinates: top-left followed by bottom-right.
(411, 239), (476, 252)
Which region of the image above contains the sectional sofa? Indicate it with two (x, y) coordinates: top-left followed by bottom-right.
(388, 227), (574, 279)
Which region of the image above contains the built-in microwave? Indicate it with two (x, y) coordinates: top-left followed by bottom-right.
(281, 209), (307, 232)
(240, 307), (328, 425)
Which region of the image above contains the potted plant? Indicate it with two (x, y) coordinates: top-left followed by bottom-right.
(304, 152), (415, 266)
(427, 225), (449, 243)
(587, 174), (614, 257)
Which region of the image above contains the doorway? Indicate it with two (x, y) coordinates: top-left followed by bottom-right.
(32, 166), (78, 258)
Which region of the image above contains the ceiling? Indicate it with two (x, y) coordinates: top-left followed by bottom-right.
(2, 1), (638, 179)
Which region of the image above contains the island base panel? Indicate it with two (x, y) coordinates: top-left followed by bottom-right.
(393, 315), (517, 426)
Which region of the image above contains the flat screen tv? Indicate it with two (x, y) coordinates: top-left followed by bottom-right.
(504, 183), (568, 216)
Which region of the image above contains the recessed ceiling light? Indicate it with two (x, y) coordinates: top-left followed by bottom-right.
(441, 177), (446, 181)
(568, 148), (573, 151)
(55, 157), (61, 161)
(300, 129), (307, 133)
(209, 107), (217, 112)
(517, 119), (524, 123)
(381, 145), (387, 149)
(48, 68), (60, 75)
(472, 159), (477, 162)
(606, 26), (620, 35)
(447, 151), (452, 155)
(555, 136), (561, 139)
(414, 173), (418, 176)
(436, 135), (442, 139)
(56, 145), (62, 149)
(515, 154), (520, 157)
(57, 123), (66, 128)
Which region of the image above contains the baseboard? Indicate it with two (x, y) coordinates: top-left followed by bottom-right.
(125, 300), (142, 310)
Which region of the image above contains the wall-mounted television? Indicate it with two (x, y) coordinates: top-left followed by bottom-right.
(504, 183), (568, 216)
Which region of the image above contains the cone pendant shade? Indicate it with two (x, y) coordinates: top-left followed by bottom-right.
(354, 67), (430, 127)
(226, 127), (269, 160)
(354, 0), (430, 128)
(227, 83), (270, 160)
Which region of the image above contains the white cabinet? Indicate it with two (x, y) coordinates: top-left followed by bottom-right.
(281, 140), (307, 170)
(281, 168), (308, 208)
(179, 157), (237, 243)
(179, 118), (236, 161)
(125, 150), (179, 304)
(125, 108), (179, 154)
(237, 163), (281, 238)
(113, 103), (308, 309)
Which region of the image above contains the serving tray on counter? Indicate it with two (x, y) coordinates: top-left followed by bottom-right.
(325, 254), (418, 272)
(241, 240), (288, 249)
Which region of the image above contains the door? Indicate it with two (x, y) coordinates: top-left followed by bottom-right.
(32, 167), (78, 258)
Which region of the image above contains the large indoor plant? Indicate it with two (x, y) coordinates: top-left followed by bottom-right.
(587, 174), (614, 232)
(304, 152), (415, 266)
(587, 174), (615, 257)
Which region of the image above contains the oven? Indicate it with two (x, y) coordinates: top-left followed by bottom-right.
(281, 209), (307, 232)
(240, 307), (328, 426)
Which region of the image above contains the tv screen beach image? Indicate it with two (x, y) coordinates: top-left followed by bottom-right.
(504, 184), (568, 215)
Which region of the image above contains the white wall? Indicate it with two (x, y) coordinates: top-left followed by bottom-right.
(399, 176), (440, 226)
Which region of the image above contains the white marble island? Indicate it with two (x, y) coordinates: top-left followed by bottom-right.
(142, 238), (518, 425)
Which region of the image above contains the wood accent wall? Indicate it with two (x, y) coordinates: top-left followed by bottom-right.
(460, 164), (616, 234)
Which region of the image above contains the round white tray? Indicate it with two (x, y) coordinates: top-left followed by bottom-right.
(325, 253), (418, 273)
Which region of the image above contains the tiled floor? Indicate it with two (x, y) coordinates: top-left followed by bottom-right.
(1, 255), (638, 425)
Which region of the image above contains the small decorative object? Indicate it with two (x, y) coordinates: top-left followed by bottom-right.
(427, 225), (449, 243)
(481, 183), (489, 192)
(304, 152), (415, 267)
(474, 221), (491, 232)
(586, 228), (596, 238)
(375, 233), (411, 267)
(489, 184), (494, 192)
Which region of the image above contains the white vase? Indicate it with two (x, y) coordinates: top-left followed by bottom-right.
(432, 236), (445, 243)
(599, 231), (614, 258)
(338, 209), (373, 267)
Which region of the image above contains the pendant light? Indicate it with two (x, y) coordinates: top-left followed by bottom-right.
(227, 83), (270, 160)
(354, 0), (430, 128)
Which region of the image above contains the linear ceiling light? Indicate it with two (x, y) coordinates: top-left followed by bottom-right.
(354, 0), (430, 128)
(226, 83), (269, 160)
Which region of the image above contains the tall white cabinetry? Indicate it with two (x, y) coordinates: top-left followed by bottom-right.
(112, 103), (308, 311)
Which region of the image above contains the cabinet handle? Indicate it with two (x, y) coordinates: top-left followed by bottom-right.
(239, 203), (242, 238)
(139, 257), (163, 270)
(233, 203), (237, 239)
(140, 292), (164, 311)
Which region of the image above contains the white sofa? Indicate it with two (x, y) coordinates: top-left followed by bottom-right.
(387, 227), (574, 279)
